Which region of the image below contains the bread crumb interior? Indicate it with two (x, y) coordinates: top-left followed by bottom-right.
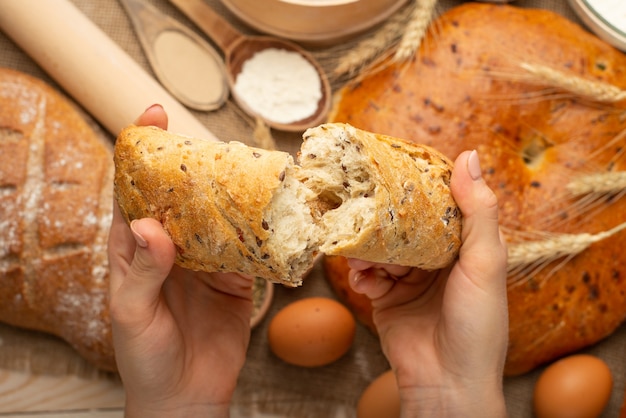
(264, 165), (319, 283)
(297, 126), (376, 253)
(263, 125), (381, 283)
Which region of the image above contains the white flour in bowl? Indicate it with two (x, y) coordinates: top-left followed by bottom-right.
(233, 48), (322, 124)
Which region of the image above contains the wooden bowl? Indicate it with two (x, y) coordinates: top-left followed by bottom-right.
(251, 278), (274, 328)
(220, 0), (409, 47)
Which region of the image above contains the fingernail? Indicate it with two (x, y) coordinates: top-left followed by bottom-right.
(353, 271), (372, 293)
(144, 103), (163, 112)
(467, 150), (482, 181)
(130, 220), (148, 248)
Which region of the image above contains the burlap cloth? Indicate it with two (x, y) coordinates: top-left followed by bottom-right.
(1, 0), (625, 417)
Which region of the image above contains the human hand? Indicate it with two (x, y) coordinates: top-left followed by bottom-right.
(348, 150), (508, 417)
(108, 104), (254, 418)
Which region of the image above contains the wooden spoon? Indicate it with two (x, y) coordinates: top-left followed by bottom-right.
(168, 0), (331, 132)
(119, 0), (229, 111)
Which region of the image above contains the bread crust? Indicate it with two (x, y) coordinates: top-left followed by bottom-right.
(115, 125), (315, 286)
(0, 67), (115, 371)
(325, 3), (626, 375)
(300, 123), (461, 269)
(114, 123), (461, 286)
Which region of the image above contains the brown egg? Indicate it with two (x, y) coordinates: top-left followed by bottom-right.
(357, 370), (401, 418)
(533, 354), (613, 418)
(268, 297), (356, 367)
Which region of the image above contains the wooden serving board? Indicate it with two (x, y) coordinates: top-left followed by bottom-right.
(0, 323), (124, 415)
(0, 369), (124, 415)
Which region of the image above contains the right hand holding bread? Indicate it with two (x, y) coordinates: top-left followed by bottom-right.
(349, 150), (509, 417)
(113, 123), (462, 286)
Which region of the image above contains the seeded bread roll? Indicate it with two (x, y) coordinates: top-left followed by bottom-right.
(115, 125), (317, 286)
(299, 123), (460, 266)
(113, 123), (461, 286)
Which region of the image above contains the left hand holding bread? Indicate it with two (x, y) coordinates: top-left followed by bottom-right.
(108, 105), (253, 418)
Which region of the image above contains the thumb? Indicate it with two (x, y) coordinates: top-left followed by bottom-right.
(109, 218), (176, 327)
(450, 150), (507, 289)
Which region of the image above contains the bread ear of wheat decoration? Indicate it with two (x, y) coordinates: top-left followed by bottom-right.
(508, 171), (626, 284)
(483, 61), (626, 106)
(507, 220), (626, 286)
(551, 171), (626, 232)
(332, 3), (410, 77)
(333, 0), (438, 79)
(483, 59), (626, 284)
(252, 116), (277, 151)
(392, 0), (438, 63)
(518, 62), (626, 104)
(567, 171), (626, 197)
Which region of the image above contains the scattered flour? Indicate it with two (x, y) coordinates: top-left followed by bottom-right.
(233, 48), (322, 124)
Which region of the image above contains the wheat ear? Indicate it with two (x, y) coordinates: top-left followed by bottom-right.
(507, 221), (626, 284)
(333, 3), (411, 77)
(520, 62), (626, 103)
(566, 171), (626, 196)
(393, 0), (438, 63)
(252, 116), (276, 151)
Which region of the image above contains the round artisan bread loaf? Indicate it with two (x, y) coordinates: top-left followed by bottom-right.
(0, 67), (116, 371)
(323, 3), (626, 375)
(113, 123), (461, 287)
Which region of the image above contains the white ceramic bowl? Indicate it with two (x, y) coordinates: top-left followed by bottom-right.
(220, 0), (409, 46)
(568, 0), (626, 51)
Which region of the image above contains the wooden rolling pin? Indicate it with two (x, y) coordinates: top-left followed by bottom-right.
(0, 0), (219, 141)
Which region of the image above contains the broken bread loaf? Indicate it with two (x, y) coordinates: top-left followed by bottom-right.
(113, 123), (461, 286)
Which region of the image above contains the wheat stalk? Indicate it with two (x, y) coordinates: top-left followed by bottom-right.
(566, 171), (626, 196)
(506, 221), (626, 285)
(252, 116), (276, 151)
(520, 62), (626, 103)
(333, 3), (411, 77)
(393, 0), (438, 63)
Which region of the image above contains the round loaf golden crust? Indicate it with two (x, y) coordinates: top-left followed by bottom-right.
(0, 67), (116, 371)
(324, 3), (626, 375)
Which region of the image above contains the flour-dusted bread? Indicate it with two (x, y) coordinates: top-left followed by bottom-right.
(114, 123), (461, 286)
(0, 67), (116, 371)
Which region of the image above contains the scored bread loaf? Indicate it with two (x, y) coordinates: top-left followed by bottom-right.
(113, 123), (461, 286)
(0, 67), (116, 371)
